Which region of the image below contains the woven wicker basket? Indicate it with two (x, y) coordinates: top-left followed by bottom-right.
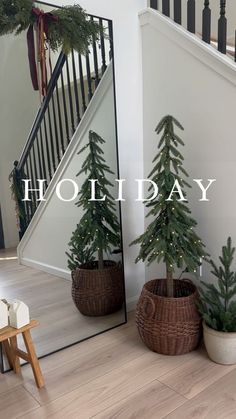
(136, 279), (202, 355)
(72, 261), (124, 316)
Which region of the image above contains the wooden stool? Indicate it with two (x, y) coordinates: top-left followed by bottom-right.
(0, 320), (45, 388)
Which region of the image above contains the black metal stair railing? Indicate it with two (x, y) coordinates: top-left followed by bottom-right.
(10, 15), (113, 239)
(150, 1), (236, 61)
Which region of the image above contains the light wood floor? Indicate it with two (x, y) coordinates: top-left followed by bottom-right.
(1, 312), (236, 418)
(0, 249), (125, 367)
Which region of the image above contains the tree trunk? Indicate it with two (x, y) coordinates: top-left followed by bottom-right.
(98, 248), (104, 270)
(166, 268), (174, 298)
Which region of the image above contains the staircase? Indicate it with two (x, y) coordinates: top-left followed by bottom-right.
(11, 13), (113, 239)
(150, 0), (236, 61)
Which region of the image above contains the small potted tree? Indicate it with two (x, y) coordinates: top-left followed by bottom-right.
(131, 115), (208, 355)
(67, 130), (124, 316)
(199, 237), (236, 365)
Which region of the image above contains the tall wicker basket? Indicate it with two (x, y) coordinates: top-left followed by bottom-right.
(136, 279), (202, 355)
(72, 261), (124, 316)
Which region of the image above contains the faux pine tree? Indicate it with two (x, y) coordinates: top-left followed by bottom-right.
(67, 130), (120, 271)
(198, 237), (236, 332)
(131, 115), (207, 298)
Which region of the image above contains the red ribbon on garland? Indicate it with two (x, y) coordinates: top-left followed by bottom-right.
(27, 8), (58, 97)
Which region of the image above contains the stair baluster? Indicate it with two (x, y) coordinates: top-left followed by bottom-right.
(35, 134), (43, 181)
(60, 70), (70, 146)
(99, 19), (107, 74)
(78, 54), (87, 113)
(162, 0), (170, 17)
(150, 0), (158, 9)
(71, 50), (81, 126)
(218, 0), (227, 54)
(66, 58), (76, 135)
(187, 0), (196, 34)
(174, 0), (181, 25)
(55, 83), (65, 155)
(91, 17), (100, 88)
(42, 116), (52, 180)
(85, 53), (93, 102)
(51, 93), (61, 164)
(108, 21), (114, 60)
(202, 1), (211, 44)
(47, 106), (56, 172)
(235, 30), (236, 62)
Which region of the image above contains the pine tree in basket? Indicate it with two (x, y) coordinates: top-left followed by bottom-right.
(198, 237), (236, 332)
(67, 130), (121, 271)
(131, 115), (208, 298)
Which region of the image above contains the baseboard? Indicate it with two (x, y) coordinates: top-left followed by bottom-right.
(20, 257), (71, 281)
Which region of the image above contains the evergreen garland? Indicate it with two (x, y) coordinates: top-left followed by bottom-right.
(47, 6), (100, 55)
(0, 1), (101, 54)
(67, 130), (121, 271)
(0, 0), (33, 36)
(9, 162), (27, 234)
(131, 115), (208, 297)
(198, 237), (236, 332)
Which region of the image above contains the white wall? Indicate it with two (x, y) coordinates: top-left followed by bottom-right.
(140, 9), (236, 283)
(27, 0), (147, 306)
(0, 33), (40, 248)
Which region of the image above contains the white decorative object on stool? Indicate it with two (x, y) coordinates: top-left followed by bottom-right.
(9, 300), (30, 329)
(0, 299), (9, 329)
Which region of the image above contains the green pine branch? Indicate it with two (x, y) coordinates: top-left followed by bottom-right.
(0, 2), (101, 55)
(198, 237), (236, 332)
(67, 130), (120, 271)
(130, 115), (208, 297)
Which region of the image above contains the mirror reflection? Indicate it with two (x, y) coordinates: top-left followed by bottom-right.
(0, 1), (126, 371)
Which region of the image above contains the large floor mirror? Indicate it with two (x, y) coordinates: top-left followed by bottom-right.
(0, 1), (126, 372)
